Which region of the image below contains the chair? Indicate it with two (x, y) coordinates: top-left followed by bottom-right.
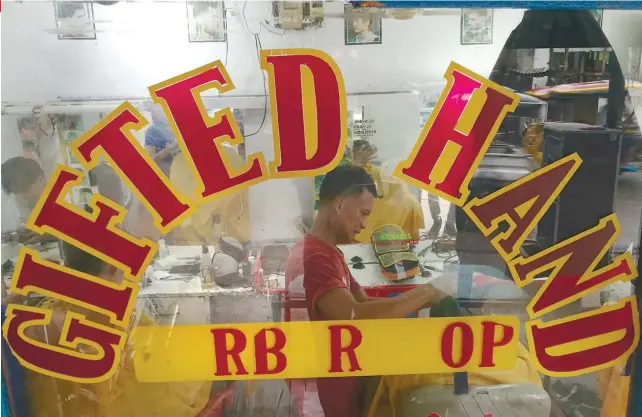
(282, 276), (324, 417)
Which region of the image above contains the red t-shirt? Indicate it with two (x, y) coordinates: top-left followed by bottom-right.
(285, 233), (362, 417)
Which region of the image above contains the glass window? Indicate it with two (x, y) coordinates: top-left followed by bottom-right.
(1, 3), (640, 417)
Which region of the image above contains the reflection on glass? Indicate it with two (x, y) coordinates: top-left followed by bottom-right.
(1, 4), (641, 417)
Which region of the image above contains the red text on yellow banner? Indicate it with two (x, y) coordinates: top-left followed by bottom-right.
(130, 316), (519, 382)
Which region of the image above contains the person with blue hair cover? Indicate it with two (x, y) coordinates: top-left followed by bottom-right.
(144, 104), (180, 177)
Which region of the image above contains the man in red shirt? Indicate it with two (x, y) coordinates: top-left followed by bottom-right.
(285, 165), (455, 417)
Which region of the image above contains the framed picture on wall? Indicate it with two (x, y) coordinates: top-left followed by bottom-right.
(345, 5), (382, 45)
(187, 1), (227, 42)
(590, 10), (604, 27)
(461, 9), (493, 45)
(54, 1), (96, 40)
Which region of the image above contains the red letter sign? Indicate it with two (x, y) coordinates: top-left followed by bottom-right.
(509, 214), (637, 318)
(441, 321), (474, 368)
(394, 62), (519, 205)
(72, 103), (193, 233)
(328, 325), (363, 373)
(27, 167), (156, 280)
(211, 328), (249, 376)
(254, 328), (287, 375)
(11, 249), (137, 326)
(2, 306), (125, 383)
(261, 49), (347, 177)
(479, 321), (515, 367)
(464, 154), (581, 260)
(527, 299), (639, 376)
(151, 61), (268, 202)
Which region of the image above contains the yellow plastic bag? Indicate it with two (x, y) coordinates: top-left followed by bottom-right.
(25, 299), (211, 417)
(597, 361), (631, 417)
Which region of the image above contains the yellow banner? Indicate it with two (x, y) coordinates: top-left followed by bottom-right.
(131, 316), (519, 382)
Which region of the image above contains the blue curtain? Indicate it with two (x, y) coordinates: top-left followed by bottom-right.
(1, 305), (29, 417)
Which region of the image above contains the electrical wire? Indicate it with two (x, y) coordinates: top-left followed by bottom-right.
(240, 0), (269, 138)
(220, 2), (238, 67)
(430, 236), (457, 259)
(443, 254), (460, 268)
(242, 0), (261, 36)
(224, 36), (229, 68)
(215, 6), (232, 98)
(244, 34), (268, 138)
(260, 20), (288, 36)
(218, 39), (229, 99)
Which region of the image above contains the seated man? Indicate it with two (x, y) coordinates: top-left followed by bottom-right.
(351, 140), (424, 243)
(285, 165), (455, 417)
(22, 242), (212, 417)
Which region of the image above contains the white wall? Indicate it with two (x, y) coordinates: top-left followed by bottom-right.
(3, 3), (639, 102)
(243, 108), (313, 243)
(601, 10), (642, 79)
(1, 1), (528, 103)
(2, 2), (640, 240)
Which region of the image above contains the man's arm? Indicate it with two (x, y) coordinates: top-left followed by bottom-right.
(352, 287), (375, 303)
(145, 143), (178, 162)
(351, 270), (458, 304)
(307, 253), (455, 320)
(317, 284), (445, 321)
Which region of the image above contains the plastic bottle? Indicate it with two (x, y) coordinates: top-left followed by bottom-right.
(200, 244), (214, 288)
(158, 239), (168, 259)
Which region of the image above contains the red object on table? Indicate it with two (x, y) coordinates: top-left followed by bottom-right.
(254, 244), (514, 312)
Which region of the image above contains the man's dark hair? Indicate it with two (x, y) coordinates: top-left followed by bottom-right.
(62, 241), (107, 276)
(353, 12), (372, 27)
(18, 117), (36, 131)
(318, 164), (378, 204)
(1, 157), (45, 194)
(192, 2), (214, 16)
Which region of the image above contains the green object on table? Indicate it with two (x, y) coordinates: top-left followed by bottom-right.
(429, 296), (463, 318)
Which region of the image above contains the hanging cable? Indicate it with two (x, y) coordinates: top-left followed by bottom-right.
(224, 35), (229, 68)
(259, 20), (288, 36)
(242, 0), (261, 36)
(245, 34), (268, 137)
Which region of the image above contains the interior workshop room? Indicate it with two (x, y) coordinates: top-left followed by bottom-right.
(1, 2), (642, 417)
